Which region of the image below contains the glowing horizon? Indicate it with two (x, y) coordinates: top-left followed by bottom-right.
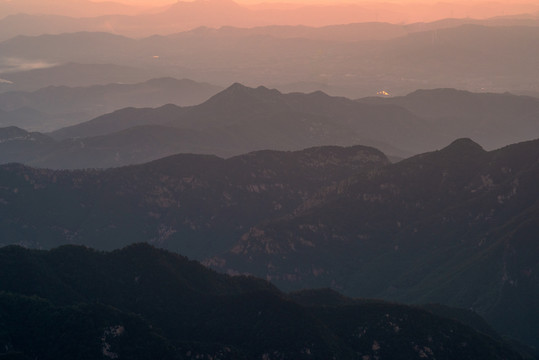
(4, 0), (538, 28)
(97, 0), (539, 6)
(107, 0), (539, 26)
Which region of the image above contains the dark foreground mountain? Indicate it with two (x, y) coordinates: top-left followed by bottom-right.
(0, 78), (222, 132)
(0, 244), (526, 360)
(1, 139), (538, 349)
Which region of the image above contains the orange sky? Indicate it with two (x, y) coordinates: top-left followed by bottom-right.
(108, 0), (529, 4)
(44, 0), (538, 26)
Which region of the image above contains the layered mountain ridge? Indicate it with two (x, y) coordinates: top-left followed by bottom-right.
(0, 2), (537, 358)
(2, 84), (539, 169)
(211, 138), (539, 348)
(0, 138), (538, 349)
(0, 77), (221, 132)
(2, 22), (539, 96)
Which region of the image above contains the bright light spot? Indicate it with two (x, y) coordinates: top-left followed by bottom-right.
(377, 90), (390, 96)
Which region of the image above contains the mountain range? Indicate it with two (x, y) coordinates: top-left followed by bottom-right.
(0, 83), (433, 168)
(0, 144), (390, 256)
(0, 244), (528, 359)
(0, 62), (164, 93)
(1, 137), (538, 349)
(1, 1), (537, 357)
(357, 88), (539, 151)
(1, 22), (539, 97)
(1, 84), (539, 168)
(0, 77), (222, 131)
(1, 0), (538, 40)
(211, 138), (539, 349)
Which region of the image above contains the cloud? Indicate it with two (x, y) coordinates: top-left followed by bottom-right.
(0, 57), (57, 74)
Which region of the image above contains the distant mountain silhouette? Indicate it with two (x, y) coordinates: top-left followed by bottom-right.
(352, 24), (539, 94)
(1, 0), (538, 40)
(3, 84), (538, 169)
(1, 24), (539, 97)
(358, 88), (539, 150)
(0, 126), (36, 141)
(0, 78), (221, 132)
(1, 84), (441, 168)
(0, 62), (163, 93)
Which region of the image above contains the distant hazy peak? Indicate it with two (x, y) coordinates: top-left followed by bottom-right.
(299, 89), (333, 100)
(227, 82), (279, 95)
(406, 88), (473, 98)
(205, 83), (282, 105)
(441, 138), (485, 155)
(0, 126), (29, 140)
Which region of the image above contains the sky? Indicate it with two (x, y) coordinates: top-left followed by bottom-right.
(125, 0), (529, 3)
(105, 0), (527, 4)
(3, 0), (537, 26)
(102, 0), (539, 16)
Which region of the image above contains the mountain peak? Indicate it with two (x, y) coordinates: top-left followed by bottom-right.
(441, 138), (485, 155)
(203, 83), (283, 108)
(0, 126), (29, 140)
(224, 82), (277, 93)
(226, 82), (250, 92)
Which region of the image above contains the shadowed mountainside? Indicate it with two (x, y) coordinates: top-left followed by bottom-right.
(0, 144), (389, 257)
(211, 138), (539, 349)
(0, 244), (526, 360)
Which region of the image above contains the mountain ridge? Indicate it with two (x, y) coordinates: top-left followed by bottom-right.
(0, 77), (221, 132)
(205, 137), (539, 348)
(0, 243), (527, 360)
(2, 23), (539, 97)
(3, 84), (538, 169)
(1, 83), (434, 168)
